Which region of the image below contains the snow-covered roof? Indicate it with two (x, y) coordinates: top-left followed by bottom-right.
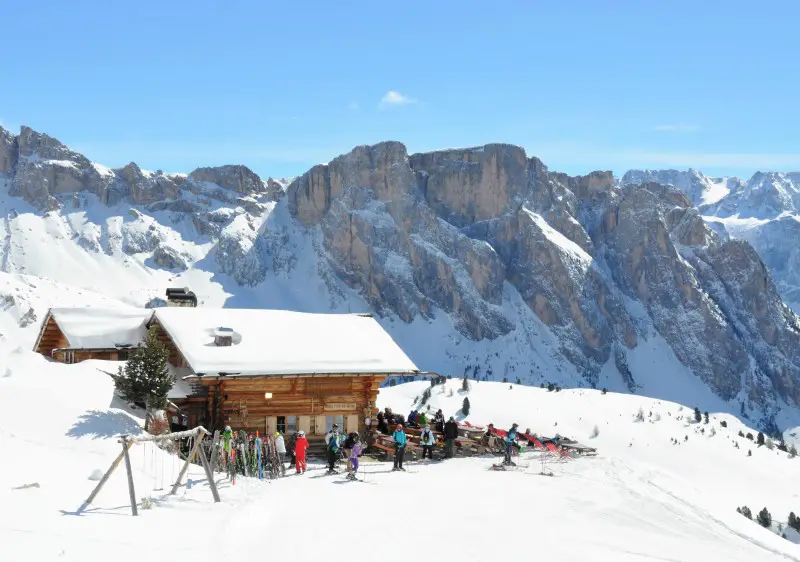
(152, 307), (420, 376)
(49, 307), (152, 349)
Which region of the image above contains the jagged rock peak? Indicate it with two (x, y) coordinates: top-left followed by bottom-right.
(189, 164), (266, 194)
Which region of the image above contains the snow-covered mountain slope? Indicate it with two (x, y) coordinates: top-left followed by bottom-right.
(3, 125), (800, 433)
(621, 168), (740, 206)
(2, 357), (799, 562)
(621, 168), (800, 313)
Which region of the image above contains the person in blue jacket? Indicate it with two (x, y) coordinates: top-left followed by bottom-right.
(504, 423), (519, 465)
(393, 424), (407, 471)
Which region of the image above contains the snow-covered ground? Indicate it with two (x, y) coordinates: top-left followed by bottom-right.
(2, 350), (799, 562)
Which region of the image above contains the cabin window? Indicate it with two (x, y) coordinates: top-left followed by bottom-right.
(118, 350), (129, 361)
(276, 415), (297, 434)
(326, 415), (344, 433)
(64, 351), (75, 364)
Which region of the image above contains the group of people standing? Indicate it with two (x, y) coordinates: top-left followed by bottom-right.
(264, 408), (525, 480)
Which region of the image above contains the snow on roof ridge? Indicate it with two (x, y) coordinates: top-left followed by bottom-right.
(152, 306), (419, 376)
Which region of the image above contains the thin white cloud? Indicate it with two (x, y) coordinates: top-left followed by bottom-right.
(378, 90), (418, 108)
(653, 124), (700, 133)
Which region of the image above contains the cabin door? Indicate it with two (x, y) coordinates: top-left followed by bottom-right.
(315, 416), (326, 436)
(345, 414), (359, 434)
(298, 416), (311, 435)
(266, 416), (277, 436)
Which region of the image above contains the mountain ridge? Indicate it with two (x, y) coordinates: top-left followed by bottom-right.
(2, 124), (800, 433)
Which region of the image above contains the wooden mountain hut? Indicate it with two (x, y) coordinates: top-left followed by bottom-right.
(148, 307), (425, 439)
(33, 307), (153, 363)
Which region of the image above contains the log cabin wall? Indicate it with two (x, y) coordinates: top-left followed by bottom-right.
(197, 374), (386, 436)
(34, 315), (69, 357)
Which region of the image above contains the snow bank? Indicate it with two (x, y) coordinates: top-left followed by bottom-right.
(153, 307), (420, 375)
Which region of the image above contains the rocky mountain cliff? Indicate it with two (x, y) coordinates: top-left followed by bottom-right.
(622, 168), (800, 313)
(2, 124), (800, 430)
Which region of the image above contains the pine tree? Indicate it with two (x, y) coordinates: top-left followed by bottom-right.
(757, 432), (765, 446)
(789, 512), (799, 532)
(462, 397), (471, 416)
(462, 375), (470, 392)
(113, 326), (173, 433)
(790, 445), (798, 458)
(737, 506), (752, 520)
(694, 407), (702, 423)
(757, 507), (772, 528)
(703, 411), (709, 424)
(720, 420), (727, 428)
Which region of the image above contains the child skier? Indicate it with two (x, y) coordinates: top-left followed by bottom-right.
(346, 435), (364, 480)
(294, 430), (309, 474)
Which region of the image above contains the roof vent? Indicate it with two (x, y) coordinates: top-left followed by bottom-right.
(214, 327), (234, 347)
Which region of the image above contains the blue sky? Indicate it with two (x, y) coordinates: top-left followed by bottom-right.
(2, 0), (799, 179)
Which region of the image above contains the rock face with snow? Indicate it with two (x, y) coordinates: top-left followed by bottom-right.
(621, 168), (740, 207)
(628, 165), (800, 313)
(3, 123), (800, 427)
(0, 125), (276, 210)
(287, 143), (800, 411)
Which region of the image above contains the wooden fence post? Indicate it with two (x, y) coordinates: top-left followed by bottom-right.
(80, 439), (135, 512)
(198, 442), (221, 503)
(170, 434), (204, 495)
(120, 435), (138, 516)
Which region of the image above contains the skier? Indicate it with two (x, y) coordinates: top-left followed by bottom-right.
(392, 424), (407, 471)
(420, 423), (435, 461)
(443, 416), (458, 458)
(434, 409), (445, 433)
(294, 430), (309, 474)
(504, 423), (519, 465)
(325, 423), (339, 445)
(347, 434), (364, 480)
(326, 425), (343, 473)
(343, 431), (358, 472)
(275, 432), (287, 476)
(417, 411), (428, 427)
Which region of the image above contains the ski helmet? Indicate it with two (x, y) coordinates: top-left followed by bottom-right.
(298, 430), (305, 436)
(274, 432), (280, 437)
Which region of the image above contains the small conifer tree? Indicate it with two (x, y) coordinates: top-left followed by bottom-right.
(720, 420), (727, 428)
(703, 411), (709, 424)
(788, 512), (799, 532)
(737, 506), (752, 520)
(757, 432), (765, 446)
(462, 397), (471, 416)
(462, 375), (470, 392)
(756, 507), (772, 528)
(113, 326), (173, 432)
(694, 407), (702, 423)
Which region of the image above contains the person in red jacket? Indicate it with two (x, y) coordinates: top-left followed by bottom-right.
(294, 430), (309, 474)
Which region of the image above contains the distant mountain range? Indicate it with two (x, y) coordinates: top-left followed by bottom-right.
(2, 124), (800, 432)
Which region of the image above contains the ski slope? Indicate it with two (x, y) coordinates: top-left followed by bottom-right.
(1, 351), (798, 562)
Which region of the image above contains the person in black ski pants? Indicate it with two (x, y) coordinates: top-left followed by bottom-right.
(393, 424), (407, 470)
(443, 417), (459, 458)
